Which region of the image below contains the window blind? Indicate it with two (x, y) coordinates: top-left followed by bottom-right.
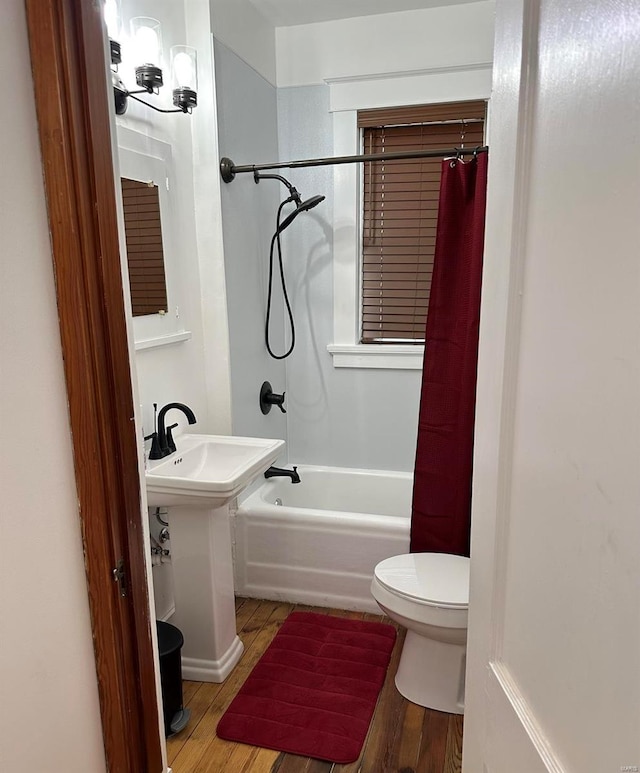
(359, 101), (486, 343)
(121, 178), (169, 317)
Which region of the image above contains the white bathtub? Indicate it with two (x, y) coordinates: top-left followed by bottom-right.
(233, 465), (411, 613)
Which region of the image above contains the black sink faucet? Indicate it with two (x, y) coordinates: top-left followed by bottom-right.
(152, 402), (197, 458)
(264, 465), (301, 484)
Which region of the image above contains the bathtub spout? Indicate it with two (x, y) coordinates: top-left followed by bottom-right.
(264, 465), (300, 484)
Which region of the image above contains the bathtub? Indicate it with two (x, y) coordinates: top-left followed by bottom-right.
(233, 465), (411, 613)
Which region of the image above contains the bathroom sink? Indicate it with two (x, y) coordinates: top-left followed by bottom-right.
(146, 433), (285, 507)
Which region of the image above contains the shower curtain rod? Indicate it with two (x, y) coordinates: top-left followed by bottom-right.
(219, 145), (488, 183)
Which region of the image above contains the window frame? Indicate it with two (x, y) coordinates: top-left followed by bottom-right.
(327, 67), (492, 369)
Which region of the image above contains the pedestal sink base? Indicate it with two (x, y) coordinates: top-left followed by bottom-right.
(182, 635), (244, 682)
(168, 505), (242, 685)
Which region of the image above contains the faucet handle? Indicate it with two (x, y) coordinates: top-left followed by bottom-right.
(165, 423), (179, 454)
(145, 431), (165, 460)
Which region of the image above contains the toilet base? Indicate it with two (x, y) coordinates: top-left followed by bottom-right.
(395, 630), (466, 714)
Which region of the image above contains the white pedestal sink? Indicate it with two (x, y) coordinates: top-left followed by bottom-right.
(146, 433), (284, 682)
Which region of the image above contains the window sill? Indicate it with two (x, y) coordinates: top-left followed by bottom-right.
(327, 344), (424, 370)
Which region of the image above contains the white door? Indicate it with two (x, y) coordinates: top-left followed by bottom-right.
(463, 1), (640, 771)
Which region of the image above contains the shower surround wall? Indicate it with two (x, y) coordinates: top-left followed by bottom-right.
(278, 85), (422, 471)
(214, 39), (287, 449)
(215, 64), (419, 470)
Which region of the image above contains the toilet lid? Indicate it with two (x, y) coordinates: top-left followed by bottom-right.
(374, 553), (469, 609)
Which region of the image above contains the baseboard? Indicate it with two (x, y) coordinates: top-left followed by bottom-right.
(239, 583), (381, 614)
(158, 604), (176, 623)
(181, 636), (244, 683)
(486, 661), (568, 773)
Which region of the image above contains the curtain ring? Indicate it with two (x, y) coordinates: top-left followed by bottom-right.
(449, 147), (462, 167)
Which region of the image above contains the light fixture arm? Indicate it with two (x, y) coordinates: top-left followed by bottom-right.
(112, 71), (195, 115)
(127, 93), (192, 114)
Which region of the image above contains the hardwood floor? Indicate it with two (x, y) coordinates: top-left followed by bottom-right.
(167, 598), (463, 773)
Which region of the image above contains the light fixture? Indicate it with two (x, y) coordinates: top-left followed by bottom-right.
(104, 0), (122, 65)
(130, 17), (164, 92)
(103, 4), (197, 117)
(170, 46), (198, 112)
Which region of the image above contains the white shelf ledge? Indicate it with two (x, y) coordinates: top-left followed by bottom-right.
(134, 331), (192, 351)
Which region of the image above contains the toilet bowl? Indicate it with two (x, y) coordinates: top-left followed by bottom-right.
(371, 552), (469, 714)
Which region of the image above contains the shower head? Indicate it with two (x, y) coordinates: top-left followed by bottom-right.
(278, 194), (326, 232)
(298, 195), (325, 213)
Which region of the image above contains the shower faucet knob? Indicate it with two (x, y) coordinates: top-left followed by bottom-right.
(260, 381), (286, 414)
(273, 394), (287, 413)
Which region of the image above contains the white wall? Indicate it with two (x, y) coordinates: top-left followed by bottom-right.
(116, 0), (218, 439)
(210, 0), (277, 86)
(115, 0), (234, 437)
(276, 1), (495, 87)
(208, 0), (495, 89)
(464, 0), (640, 769)
(0, 2), (106, 770)
(186, 3), (234, 438)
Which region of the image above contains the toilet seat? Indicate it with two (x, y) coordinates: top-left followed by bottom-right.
(374, 553), (469, 609)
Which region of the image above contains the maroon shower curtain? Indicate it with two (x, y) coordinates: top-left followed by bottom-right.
(410, 152), (488, 556)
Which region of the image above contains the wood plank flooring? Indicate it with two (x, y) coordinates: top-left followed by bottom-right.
(167, 598), (463, 773)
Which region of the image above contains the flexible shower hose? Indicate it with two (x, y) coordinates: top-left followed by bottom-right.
(265, 198), (296, 359)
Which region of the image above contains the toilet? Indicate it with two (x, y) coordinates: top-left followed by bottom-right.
(371, 552), (469, 714)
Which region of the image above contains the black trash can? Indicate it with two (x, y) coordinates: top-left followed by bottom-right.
(156, 621), (190, 737)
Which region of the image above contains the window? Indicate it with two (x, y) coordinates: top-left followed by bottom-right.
(358, 101), (486, 344)
(327, 68), (492, 369)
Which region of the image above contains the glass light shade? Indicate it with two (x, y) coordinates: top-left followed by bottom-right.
(103, 0), (121, 40)
(130, 17), (163, 67)
(170, 46), (198, 91)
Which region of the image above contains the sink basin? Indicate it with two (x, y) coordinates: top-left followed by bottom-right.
(146, 433), (285, 507)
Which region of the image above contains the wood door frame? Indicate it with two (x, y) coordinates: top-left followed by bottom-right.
(24, 1), (163, 771)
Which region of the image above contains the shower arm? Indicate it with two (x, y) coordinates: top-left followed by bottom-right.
(220, 145), (488, 183)
(253, 170), (301, 204)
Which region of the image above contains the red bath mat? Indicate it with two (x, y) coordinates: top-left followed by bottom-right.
(216, 611), (396, 763)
